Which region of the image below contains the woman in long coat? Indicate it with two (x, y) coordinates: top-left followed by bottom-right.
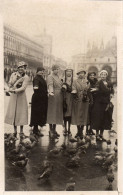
(5, 61), (29, 136)
(71, 69), (89, 139)
(47, 65), (63, 138)
(91, 70), (114, 141)
(86, 72), (98, 135)
(30, 67), (48, 136)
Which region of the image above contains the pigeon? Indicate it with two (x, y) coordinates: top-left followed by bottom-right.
(22, 139), (36, 149)
(7, 133), (17, 141)
(109, 130), (117, 134)
(113, 146), (117, 153)
(77, 137), (85, 147)
(9, 144), (22, 155)
(61, 143), (67, 150)
(5, 91), (11, 96)
(22, 137), (32, 145)
(71, 149), (81, 162)
(29, 133), (38, 142)
(106, 169), (114, 185)
(12, 158), (28, 168)
(66, 159), (80, 168)
(115, 139), (117, 146)
(38, 164), (53, 180)
(90, 135), (97, 146)
(65, 177), (76, 191)
(79, 142), (90, 150)
(106, 140), (111, 146)
(69, 135), (77, 143)
(41, 156), (51, 171)
(103, 157), (114, 168)
(14, 153), (27, 161)
(85, 135), (91, 143)
(31, 140), (37, 148)
(66, 148), (77, 155)
(8, 153), (27, 161)
(4, 133), (10, 139)
(94, 155), (105, 165)
(49, 147), (61, 155)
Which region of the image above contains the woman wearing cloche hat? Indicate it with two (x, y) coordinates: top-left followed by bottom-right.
(5, 61), (29, 137)
(47, 64), (63, 138)
(30, 66), (48, 136)
(71, 68), (90, 139)
(90, 69), (114, 141)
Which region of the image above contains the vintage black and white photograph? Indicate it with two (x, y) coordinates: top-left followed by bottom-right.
(0, 0), (122, 192)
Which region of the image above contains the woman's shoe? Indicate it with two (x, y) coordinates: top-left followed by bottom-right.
(37, 131), (44, 137)
(90, 130), (95, 135)
(63, 130), (67, 136)
(49, 131), (54, 139)
(79, 133), (83, 140)
(13, 132), (17, 138)
(68, 130), (72, 136)
(86, 131), (90, 135)
(96, 136), (102, 141)
(75, 133), (79, 138)
(99, 135), (106, 142)
(54, 131), (60, 137)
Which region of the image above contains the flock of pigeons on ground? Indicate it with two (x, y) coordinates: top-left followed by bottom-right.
(5, 129), (117, 191)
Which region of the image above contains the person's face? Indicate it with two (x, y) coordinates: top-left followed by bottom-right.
(100, 72), (107, 80)
(37, 70), (44, 76)
(66, 70), (72, 77)
(89, 73), (95, 80)
(78, 71), (85, 79)
(18, 66), (25, 74)
(53, 68), (59, 75)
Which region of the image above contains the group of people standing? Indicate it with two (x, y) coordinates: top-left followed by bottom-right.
(5, 61), (114, 141)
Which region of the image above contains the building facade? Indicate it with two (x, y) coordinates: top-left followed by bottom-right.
(4, 24), (68, 82)
(71, 36), (117, 83)
(37, 29), (52, 68)
(4, 24), (43, 70)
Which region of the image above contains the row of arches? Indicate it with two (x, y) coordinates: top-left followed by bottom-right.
(88, 65), (116, 83)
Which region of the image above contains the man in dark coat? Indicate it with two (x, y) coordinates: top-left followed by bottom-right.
(30, 66), (48, 136)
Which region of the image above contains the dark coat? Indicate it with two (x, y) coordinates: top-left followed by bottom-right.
(87, 78), (98, 125)
(30, 75), (48, 127)
(91, 79), (114, 130)
(62, 83), (73, 118)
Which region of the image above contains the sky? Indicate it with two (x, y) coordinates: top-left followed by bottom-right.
(0, 0), (122, 63)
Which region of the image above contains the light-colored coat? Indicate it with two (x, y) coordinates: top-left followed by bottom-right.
(5, 72), (29, 126)
(71, 78), (89, 125)
(47, 73), (63, 124)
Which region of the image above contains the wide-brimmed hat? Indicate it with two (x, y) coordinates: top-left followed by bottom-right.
(76, 68), (86, 75)
(17, 61), (27, 68)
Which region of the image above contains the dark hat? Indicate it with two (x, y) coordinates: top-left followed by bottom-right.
(52, 64), (59, 71)
(88, 72), (96, 77)
(87, 72), (97, 81)
(36, 67), (45, 73)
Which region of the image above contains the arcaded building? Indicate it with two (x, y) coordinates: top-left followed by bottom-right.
(4, 24), (43, 70)
(71, 36), (117, 83)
